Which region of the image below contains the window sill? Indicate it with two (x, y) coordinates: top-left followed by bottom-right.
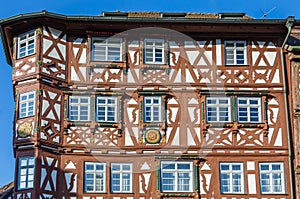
(17, 53), (36, 60)
(18, 115), (35, 120)
(224, 64), (249, 67)
(160, 192), (195, 197)
(67, 121), (120, 128)
(207, 122), (265, 128)
(88, 62), (125, 69)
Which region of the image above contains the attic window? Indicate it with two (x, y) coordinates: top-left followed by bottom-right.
(218, 13), (246, 19)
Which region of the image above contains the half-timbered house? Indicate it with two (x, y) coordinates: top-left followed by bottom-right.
(0, 11), (296, 199)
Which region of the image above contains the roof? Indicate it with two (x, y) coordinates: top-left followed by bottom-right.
(0, 182), (13, 199)
(0, 10), (292, 24)
(0, 11), (295, 66)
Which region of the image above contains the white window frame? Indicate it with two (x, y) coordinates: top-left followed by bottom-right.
(19, 91), (35, 118)
(111, 163), (133, 193)
(219, 162), (244, 194)
(17, 30), (36, 59)
(206, 97), (231, 122)
(96, 96), (118, 122)
(84, 162), (106, 193)
(144, 39), (165, 64)
(18, 156), (35, 190)
(259, 162), (285, 194)
(144, 96), (162, 122)
(237, 97), (262, 123)
(225, 41), (247, 65)
(69, 96), (90, 121)
(161, 161), (193, 192)
(92, 37), (122, 62)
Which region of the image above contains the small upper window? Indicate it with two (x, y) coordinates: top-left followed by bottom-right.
(96, 96), (117, 122)
(259, 162), (285, 194)
(237, 97), (261, 123)
(17, 30), (36, 59)
(92, 37), (122, 62)
(144, 39), (164, 64)
(144, 96), (162, 122)
(220, 162), (244, 194)
(225, 41), (247, 65)
(18, 156), (35, 190)
(19, 91), (35, 118)
(69, 96), (90, 121)
(161, 161), (193, 192)
(206, 97), (231, 122)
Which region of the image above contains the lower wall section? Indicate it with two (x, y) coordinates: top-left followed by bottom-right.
(13, 149), (292, 199)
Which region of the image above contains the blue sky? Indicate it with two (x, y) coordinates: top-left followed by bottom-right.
(0, 0), (299, 187)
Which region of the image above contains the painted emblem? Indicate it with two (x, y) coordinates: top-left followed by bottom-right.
(144, 129), (161, 144)
(17, 122), (32, 138)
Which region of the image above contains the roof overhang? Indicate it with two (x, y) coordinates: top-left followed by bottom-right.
(0, 11), (294, 66)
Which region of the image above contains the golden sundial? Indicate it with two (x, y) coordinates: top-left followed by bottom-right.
(144, 129), (161, 144)
(17, 122), (32, 138)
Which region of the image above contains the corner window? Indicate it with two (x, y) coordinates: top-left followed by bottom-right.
(144, 39), (164, 64)
(92, 37), (122, 62)
(225, 41), (247, 65)
(17, 30), (36, 59)
(69, 96), (90, 121)
(96, 96), (117, 122)
(161, 161), (193, 192)
(84, 162), (106, 193)
(259, 162), (285, 194)
(19, 91), (35, 118)
(18, 156), (35, 190)
(206, 97), (231, 122)
(144, 96), (162, 122)
(111, 163), (132, 193)
(238, 97), (261, 123)
(220, 162), (244, 194)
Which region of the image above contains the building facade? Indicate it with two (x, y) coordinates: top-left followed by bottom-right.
(286, 21), (300, 198)
(0, 11), (296, 199)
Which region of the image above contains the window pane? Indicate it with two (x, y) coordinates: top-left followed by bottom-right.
(18, 157), (35, 190)
(259, 163), (285, 194)
(220, 163), (243, 194)
(92, 38), (121, 61)
(225, 41), (246, 65)
(19, 92), (35, 118)
(207, 97), (230, 122)
(69, 96), (90, 121)
(161, 162), (192, 192)
(145, 39), (164, 64)
(18, 30), (36, 58)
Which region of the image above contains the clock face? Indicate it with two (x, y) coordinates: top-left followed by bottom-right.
(144, 129), (161, 144)
(17, 122), (32, 138)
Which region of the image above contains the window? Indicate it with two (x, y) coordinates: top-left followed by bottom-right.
(18, 156), (35, 190)
(96, 96), (117, 122)
(69, 96), (90, 121)
(225, 41), (247, 65)
(259, 162), (285, 194)
(84, 162), (106, 193)
(19, 91), (35, 118)
(111, 163), (132, 193)
(220, 162), (244, 194)
(144, 96), (162, 122)
(206, 97), (231, 122)
(161, 162), (193, 192)
(238, 97), (261, 123)
(144, 39), (164, 64)
(17, 30), (36, 59)
(92, 37), (122, 61)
